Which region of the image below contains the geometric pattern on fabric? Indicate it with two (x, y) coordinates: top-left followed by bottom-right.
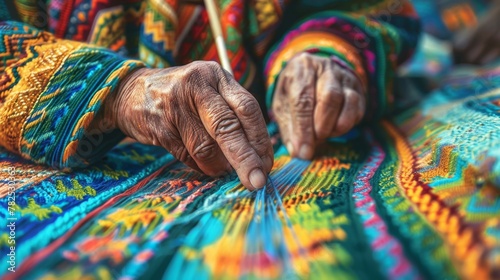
(2, 62), (500, 278)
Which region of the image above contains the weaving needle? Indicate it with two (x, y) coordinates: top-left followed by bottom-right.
(204, 0), (233, 75)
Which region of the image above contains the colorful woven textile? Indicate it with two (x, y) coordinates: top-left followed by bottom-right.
(2, 64), (500, 279)
(1, 0), (499, 279)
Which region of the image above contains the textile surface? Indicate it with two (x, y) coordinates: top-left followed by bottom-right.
(1, 0), (499, 279)
(1, 64), (500, 279)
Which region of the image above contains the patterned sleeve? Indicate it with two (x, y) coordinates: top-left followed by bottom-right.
(0, 21), (145, 169)
(264, 0), (421, 119)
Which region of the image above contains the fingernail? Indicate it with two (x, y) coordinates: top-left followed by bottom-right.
(249, 168), (266, 190)
(286, 141), (294, 156)
(298, 144), (314, 159)
(262, 156), (273, 172)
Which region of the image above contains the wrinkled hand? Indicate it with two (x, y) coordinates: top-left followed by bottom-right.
(273, 53), (366, 160)
(453, 3), (500, 65)
(108, 61), (273, 190)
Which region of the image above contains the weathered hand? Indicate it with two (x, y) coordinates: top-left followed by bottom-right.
(272, 53), (366, 160)
(107, 61), (273, 190)
(453, 3), (500, 65)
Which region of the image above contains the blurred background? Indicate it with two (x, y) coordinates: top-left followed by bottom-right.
(395, 0), (500, 110)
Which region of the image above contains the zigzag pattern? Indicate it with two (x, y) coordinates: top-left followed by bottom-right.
(373, 126), (458, 279)
(141, 7), (175, 52)
(87, 7), (126, 51)
(20, 46), (143, 168)
(65, 0), (118, 41)
(384, 121), (491, 279)
(352, 131), (418, 279)
(0, 39), (77, 155)
(0, 23), (56, 91)
(137, 0), (178, 67)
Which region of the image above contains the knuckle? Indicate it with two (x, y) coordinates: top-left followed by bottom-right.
(283, 60), (300, 74)
(192, 140), (219, 162)
(254, 133), (269, 147)
(185, 64), (205, 85)
(324, 83), (343, 94)
(213, 115), (242, 139)
(185, 61), (219, 85)
(272, 102), (290, 126)
(297, 118), (313, 133)
(189, 60), (218, 71)
(296, 52), (313, 62)
(204, 60), (221, 70)
(318, 87), (343, 105)
(230, 145), (257, 166)
(293, 93), (315, 114)
(343, 73), (361, 87)
(235, 95), (260, 118)
(203, 61), (224, 78)
(252, 134), (270, 154)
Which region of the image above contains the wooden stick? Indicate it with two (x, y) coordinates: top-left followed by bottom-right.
(203, 0), (233, 75)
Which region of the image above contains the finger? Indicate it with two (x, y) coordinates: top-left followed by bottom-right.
(157, 128), (203, 173)
(177, 111), (232, 177)
(196, 88), (267, 191)
(331, 88), (361, 137)
(175, 152), (201, 172)
(289, 69), (316, 160)
(341, 70), (366, 123)
(272, 78), (294, 157)
(218, 73), (274, 173)
(313, 63), (344, 142)
(272, 75), (295, 158)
